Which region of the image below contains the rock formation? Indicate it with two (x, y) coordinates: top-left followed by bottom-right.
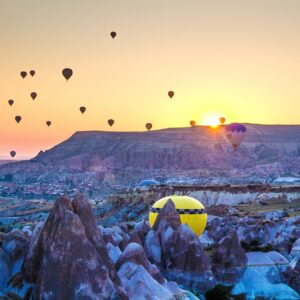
(145, 199), (216, 293)
(212, 230), (247, 285)
(22, 194), (124, 299)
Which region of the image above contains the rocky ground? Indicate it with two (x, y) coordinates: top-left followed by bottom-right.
(0, 190), (300, 300)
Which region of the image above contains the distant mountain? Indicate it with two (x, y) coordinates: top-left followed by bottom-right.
(0, 124), (300, 185)
(0, 160), (16, 166)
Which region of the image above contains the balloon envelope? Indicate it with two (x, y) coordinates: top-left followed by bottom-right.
(31, 92), (37, 100)
(108, 119), (114, 127)
(62, 68), (73, 81)
(219, 117), (226, 125)
(190, 120), (196, 127)
(146, 123), (152, 131)
(110, 31), (117, 38)
(30, 70), (35, 77)
(225, 123), (247, 151)
(46, 121), (51, 127)
(20, 71), (27, 79)
(15, 116), (22, 123)
(79, 106), (86, 114)
(149, 196), (207, 236)
(10, 151), (16, 158)
(168, 91), (174, 98)
(8, 100), (14, 106)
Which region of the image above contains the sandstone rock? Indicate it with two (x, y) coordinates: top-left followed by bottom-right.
(134, 220), (151, 244)
(232, 252), (300, 300)
(72, 193), (117, 281)
(144, 229), (161, 265)
(0, 230), (30, 298)
(117, 263), (173, 300)
(150, 199), (216, 293)
(22, 195), (124, 300)
(288, 259), (300, 294)
(106, 243), (122, 264)
(212, 230), (247, 285)
(116, 242), (164, 284)
(116, 243), (195, 300)
(0, 248), (10, 290)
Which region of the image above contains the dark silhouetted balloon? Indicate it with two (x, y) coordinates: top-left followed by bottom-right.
(62, 68), (73, 81)
(110, 31), (117, 39)
(108, 119), (114, 127)
(10, 151), (16, 158)
(146, 123), (152, 131)
(15, 116), (22, 123)
(20, 71), (27, 79)
(8, 99), (14, 106)
(30, 70), (35, 77)
(46, 121), (51, 127)
(79, 106), (86, 114)
(225, 123), (247, 151)
(190, 120), (196, 127)
(168, 91), (174, 99)
(31, 92), (37, 100)
(219, 117), (226, 125)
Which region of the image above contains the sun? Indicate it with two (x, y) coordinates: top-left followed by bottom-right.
(201, 114), (221, 128)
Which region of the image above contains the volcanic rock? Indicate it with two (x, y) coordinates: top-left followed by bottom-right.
(147, 199), (216, 293)
(22, 194), (124, 300)
(212, 230), (247, 285)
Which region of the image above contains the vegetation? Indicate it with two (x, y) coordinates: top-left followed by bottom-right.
(205, 285), (246, 300)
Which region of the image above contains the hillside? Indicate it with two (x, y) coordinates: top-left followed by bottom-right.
(0, 124), (300, 185)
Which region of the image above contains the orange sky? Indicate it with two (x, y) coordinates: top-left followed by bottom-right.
(0, 0), (300, 158)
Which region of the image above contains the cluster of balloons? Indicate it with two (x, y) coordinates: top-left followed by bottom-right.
(20, 70), (35, 79)
(13, 35), (247, 158)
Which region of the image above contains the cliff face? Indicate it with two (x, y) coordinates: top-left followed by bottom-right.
(1, 125), (300, 184)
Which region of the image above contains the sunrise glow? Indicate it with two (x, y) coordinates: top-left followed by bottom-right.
(200, 114), (222, 128)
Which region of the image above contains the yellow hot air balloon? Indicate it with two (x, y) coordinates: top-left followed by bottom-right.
(149, 195), (207, 236)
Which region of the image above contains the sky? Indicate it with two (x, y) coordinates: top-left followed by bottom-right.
(0, 0), (300, 158)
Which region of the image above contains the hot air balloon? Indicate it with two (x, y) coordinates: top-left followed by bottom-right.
(46, 121), (51, 127)
(219, 117), (226, 125)
(149, 196), (207, 236)
(79, 106), (86, 114)
(190, 120), (196, 127)
(15, 116), (22, 123)
(110, 31), (117, 39)
(225, 123), (247, 151)
(31, 92), (37, 100)
(10, 151), (16, 158)
(168, 91), (174, 99)
(145, 123), (152, 131)
(108, 119), (114, 127)
(62, 68), (73, 81)
(20, 71), (27, 79)
(8, 99), (14, 106)
(30, 70), (35, 77)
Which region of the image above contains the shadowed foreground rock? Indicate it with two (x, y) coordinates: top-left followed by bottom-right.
(212, 230), (247, 285)
(22, 194), (125, 300)
(145, 199), (216, 293)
